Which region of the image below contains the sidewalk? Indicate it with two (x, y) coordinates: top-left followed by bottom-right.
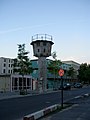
(0, 89), (57, 100)
(0, 91), (34, 100)
(41, 94), (90, 120)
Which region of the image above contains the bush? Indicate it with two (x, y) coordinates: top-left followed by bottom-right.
(20, 90), (27, 95)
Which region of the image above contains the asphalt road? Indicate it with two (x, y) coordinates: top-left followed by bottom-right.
(0, 86), (90, 120)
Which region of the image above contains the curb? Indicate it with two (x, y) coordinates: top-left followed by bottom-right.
(23, 104), (59, 120)
(74, 93), (90, 99)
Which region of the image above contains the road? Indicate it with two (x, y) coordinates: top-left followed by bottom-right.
(0, 86), (90, 120)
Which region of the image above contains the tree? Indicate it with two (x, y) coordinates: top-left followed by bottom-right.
(48, 51), (62, 89)
(78, 63), (87, 83)
(86, 65), (90, 84)
(67, 67), (76, 79)
(13, 44), (33, 74)
(52, 51), (57, 60)
(48, 51), (62, 76)
(48, 59), (62, 76)
(78, 63), (90, 84)
(13, 44), (33, 92)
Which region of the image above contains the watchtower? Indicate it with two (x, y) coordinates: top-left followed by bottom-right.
(31, 34), (54, 92)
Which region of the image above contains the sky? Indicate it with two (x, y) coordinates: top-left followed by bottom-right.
(0, 0), (90, 64)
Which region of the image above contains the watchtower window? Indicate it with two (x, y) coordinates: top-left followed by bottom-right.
(43, 42), (46, 46)
(38, 49), (40, 52)
(37, 42), (40, 46)
(44, 48), (45, 52)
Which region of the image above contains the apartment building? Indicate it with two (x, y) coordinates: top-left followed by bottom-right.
(0, 57), (33, 92)
(62, 60), (80, 71)
(0, 57), (13, 75)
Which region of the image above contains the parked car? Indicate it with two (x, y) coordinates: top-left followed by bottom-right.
(59, 83), (71, 90)
(74, 83), (82, 88)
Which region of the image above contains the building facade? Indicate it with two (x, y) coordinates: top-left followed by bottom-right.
(0, 57), (13, 74)
(0, 57), (33, 92)
(0, 74), (33, 92)
(62, 60), (80, 71)
(0, 57), (80, 91)
(31, 59), (80, 89)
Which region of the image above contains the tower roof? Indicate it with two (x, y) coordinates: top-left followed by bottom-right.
(31, 40), (54, 45)
(31, 34), (54, 45)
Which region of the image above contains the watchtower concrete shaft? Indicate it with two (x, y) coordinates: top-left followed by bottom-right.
(31, 34), (54, 92)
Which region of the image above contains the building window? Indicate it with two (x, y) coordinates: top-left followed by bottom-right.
(27, 78), (31, 86)
(37, 42), (40, 46)
(11, 70), (12, 73)
(3, 63), (6, 67)
(43, 42), (46, 46)
(11, 64), (13, 67)
(14, 78), (18, 90)
(44, 48), (45, 52)
(9, 59), (11, 63)
(4, 59), (6, 62)
(23, 78), (26, 89)
(11, 60), (13, 63)
(9, 64), (10, 67)
(38, 49), (40, 52)
(8, 70), (10, 73)
(3, 69), (6, 73)
(19, 77), (22, 90)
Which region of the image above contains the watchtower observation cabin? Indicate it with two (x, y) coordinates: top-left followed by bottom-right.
(31, 34), (54, 57)
(31, 34), (54, 92)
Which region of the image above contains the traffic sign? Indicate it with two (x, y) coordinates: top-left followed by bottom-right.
(58, 69), (64, 76)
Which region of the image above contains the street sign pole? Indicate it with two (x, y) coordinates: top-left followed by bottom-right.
(58, 69), (64, 109)
(61, 76), (63, 108)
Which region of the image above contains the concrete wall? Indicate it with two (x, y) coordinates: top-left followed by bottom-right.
(0, 75), (11, 92)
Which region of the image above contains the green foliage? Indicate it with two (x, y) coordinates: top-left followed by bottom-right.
(52, 51), (57, 60)
(67, 67), (76, 79)
(78, 63), (90, 84)
(48, 51), (62, 77)
(48, 59), (62, 76)
(13, 44), (33, 75)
